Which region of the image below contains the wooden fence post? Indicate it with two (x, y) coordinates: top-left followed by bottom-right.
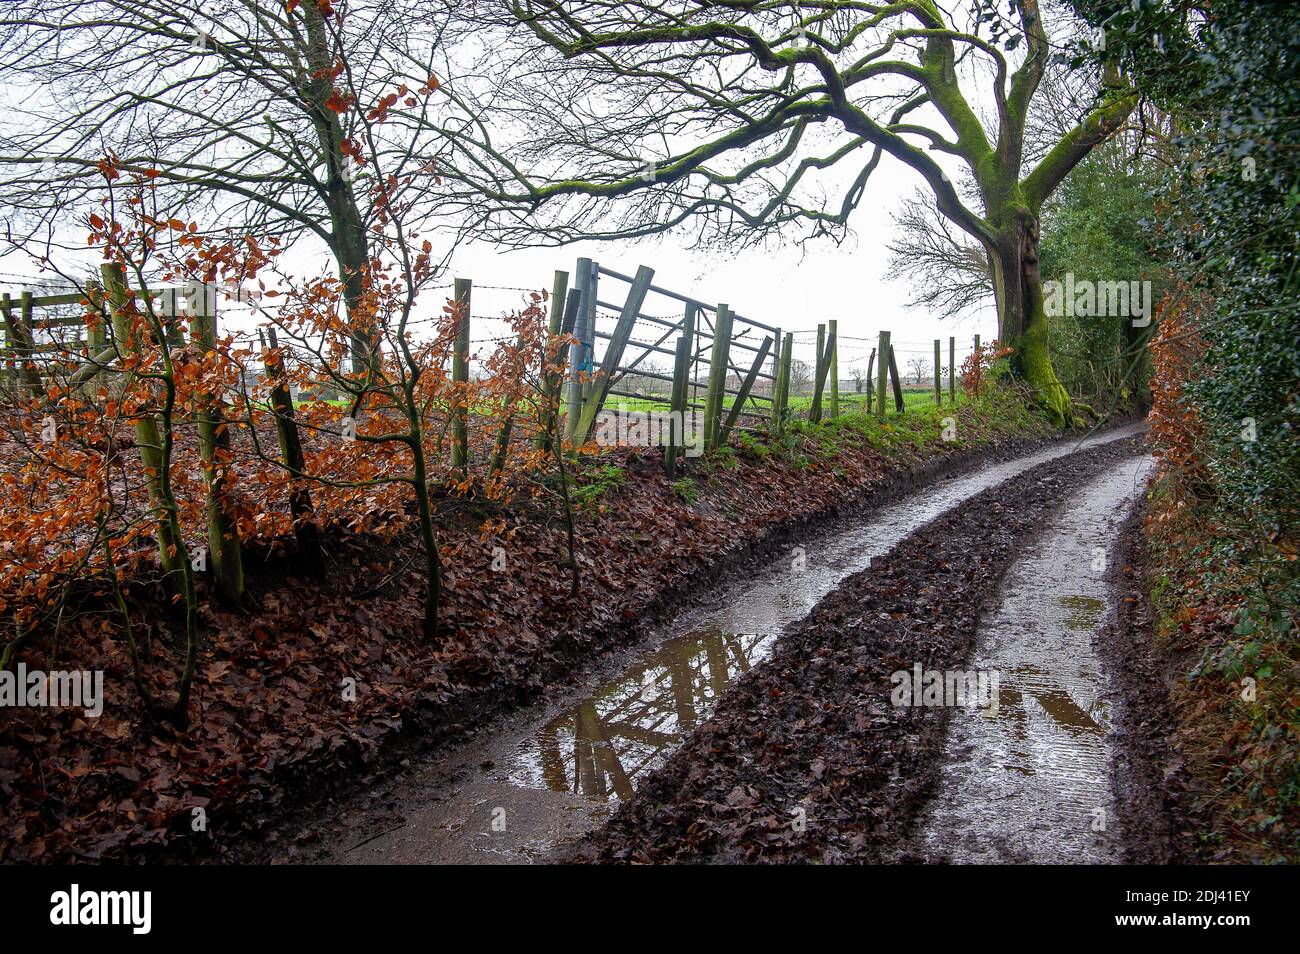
(86, 281), (105, 349)
(934, 338), (942, 406)
(190, 291), (244, 601)
(452, 278), (471, 476)
(973, 333), (981, 397)
(100, 262), (187, 585)
(719, 335), (773, 446)
(1, 292), (43, 396)
(577, 260), (599, 408)
(829, 319), (839, 417)
(19, 292), (40, 395)
(665, 334), (691, 477)
(809, 322), (827, 424)
(774, 331), (793, 436)
(0, 293), (15, 394)
(770, 324), (781, 415)
(564, 260), (589, 437)
(262, 327), (324, 577)
(703, 304), (733, 451)
(535, 269), (569, 452)
(888, 344), (905, 413)
(875, 330), (890, 419)
(684, 302), (700, 414)
(949, 336), (956, 404)
(547, 270), (568, 337)
(543, 288), (582, 453)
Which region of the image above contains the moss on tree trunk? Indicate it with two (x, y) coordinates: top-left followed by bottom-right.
(989, 208), (1075, 427)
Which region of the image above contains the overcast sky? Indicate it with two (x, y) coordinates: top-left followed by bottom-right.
(444, 135), (997, 379)
(0, 1), (1028, 382)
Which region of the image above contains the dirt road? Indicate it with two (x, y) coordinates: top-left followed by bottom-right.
(254, 424), (1159, 864)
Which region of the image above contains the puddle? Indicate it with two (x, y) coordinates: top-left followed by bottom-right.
(509, 629), (773, 799)
(1059, 594), (1105, 631)
(913, 455), (1153, 863)
(304, 425), (1146, 863)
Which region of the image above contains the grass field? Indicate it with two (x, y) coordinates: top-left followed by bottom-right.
(606, 386), (959, 417)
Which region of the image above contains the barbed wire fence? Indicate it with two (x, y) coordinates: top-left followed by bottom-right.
(1, 261), (988, 422)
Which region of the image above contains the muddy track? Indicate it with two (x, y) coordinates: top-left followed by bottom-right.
(902, 456), (1156, 863)
(208, 425), (1137, 863)
(563, 435), (1149, 864)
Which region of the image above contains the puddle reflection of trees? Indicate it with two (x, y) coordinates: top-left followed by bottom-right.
(534, 629), (772, 800)
(998, 665), (1108, 743)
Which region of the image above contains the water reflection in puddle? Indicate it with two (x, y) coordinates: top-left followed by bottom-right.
(1059, 594), (1105, 632)
(510, 628), (776, 800)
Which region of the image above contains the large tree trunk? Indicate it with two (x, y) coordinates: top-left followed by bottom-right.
(988, 208), (1073, 426)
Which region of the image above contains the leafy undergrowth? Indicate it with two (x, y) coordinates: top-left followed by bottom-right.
(1141, 295), (1298, 863)
(0, 386), (1054, 862)
(1144, 492), (1299, 863)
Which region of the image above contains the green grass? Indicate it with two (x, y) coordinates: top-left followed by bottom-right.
(576, 375), (1041, 483)
(787, 386), (947, 413)
(571, 462), (627, 508)
(670, 477), (699, 505)
(607, 387), (951, 418)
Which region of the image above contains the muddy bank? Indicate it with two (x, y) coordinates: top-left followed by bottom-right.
(562, 435), (1147, 864)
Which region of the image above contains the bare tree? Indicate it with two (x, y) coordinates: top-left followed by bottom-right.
(886, 188), (991, 318)
(0, 0), (468, 368)
(906, 355), (930, 387)
(788, 357), (813, 397)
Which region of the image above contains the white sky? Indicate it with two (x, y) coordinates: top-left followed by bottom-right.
(0, 145), (996, 380)
(1, 2), (1022, 381)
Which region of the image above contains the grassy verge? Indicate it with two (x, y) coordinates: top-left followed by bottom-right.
(573, 384), (1029, 509)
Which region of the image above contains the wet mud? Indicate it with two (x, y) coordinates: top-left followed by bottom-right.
(910, 457), (1153, 863)
(562, 435), (1148, 863)
(270, 427), (1144, 863)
